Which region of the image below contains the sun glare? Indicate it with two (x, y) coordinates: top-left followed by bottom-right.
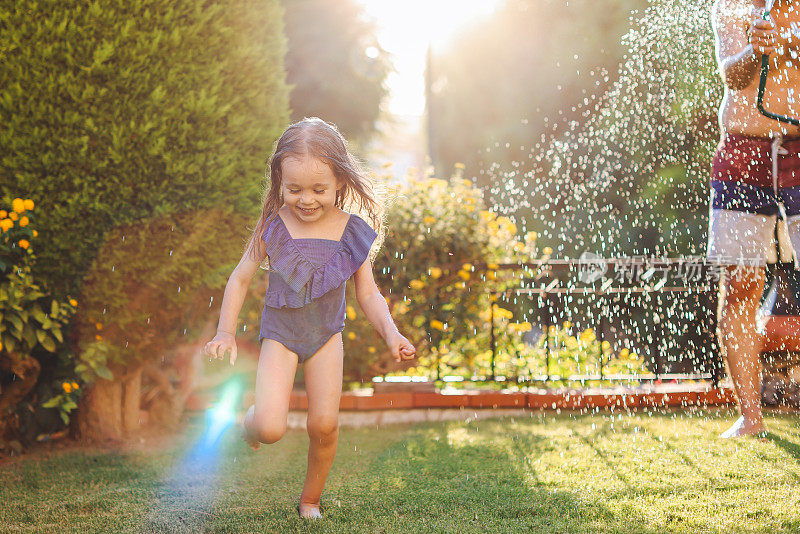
(357, 0), (500, 116)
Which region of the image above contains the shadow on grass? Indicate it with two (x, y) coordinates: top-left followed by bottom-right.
(310, 417), (668, 533)
(765, 431), (800, 463)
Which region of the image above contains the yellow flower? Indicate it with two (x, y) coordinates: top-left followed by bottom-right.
(542, 246), (553, 255)
(19, 216), (28, 227)
(461, 263), (473, 271)
(487, 262), (499, 270)
(18, 239), (29, 249)
(32, 230), (38, 237)
(513, 322), (532, 332)
(513, 242), (525, 252)
(410, 279), (425, 290)
(346, 306), (356, 320)
(620, 348), (630, 358)
(457, 270), (470, 281)
(0, 210), (6, 218)
(428, 267), (442, 279)
(95, 334), (103, 341)
(0, 219), (12, 231)
(630, 352), (638, 360)
(602, 340), (611, 349)
(526, 231), (538, 241)
(548, 325), (557, 335)
(479, 210), (496, 222)
(382, 161), (394, 168)
(430, 320), (446, 331)
(95, 322), (103, 331)
(347, 331), (356, 340)
(368, 346), (376, 354)
(9, 212), (18, 221)
(71, 382), (79, 389)
(486, 271), (496, 280)
(63, 382), (72, 393)
(422, 216), (435, 225)
(11, 198), (25, 213)
(495, 307), (513, 320)
(580, 329), (596, 342)
(69, 298), (78, 307)
(454, 162), (466, 170)
(23, 199), (34, 210)
(563, 320), (571, 328)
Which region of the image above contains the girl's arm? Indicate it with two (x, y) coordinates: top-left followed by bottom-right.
(352, 258), (416, 362)
(204, 240), (268, 365)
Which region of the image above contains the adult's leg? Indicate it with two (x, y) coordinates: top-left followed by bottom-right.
(298, 332), (343, 518)
(243, 339), (299, 447)
(717, 265), (767, 438)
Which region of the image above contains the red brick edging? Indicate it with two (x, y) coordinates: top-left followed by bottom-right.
(284, 388), (735, 411)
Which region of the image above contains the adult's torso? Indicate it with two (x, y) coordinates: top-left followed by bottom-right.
(719, 0), (800, 137)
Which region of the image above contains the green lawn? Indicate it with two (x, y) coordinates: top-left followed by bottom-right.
(1, 408), (799, 533)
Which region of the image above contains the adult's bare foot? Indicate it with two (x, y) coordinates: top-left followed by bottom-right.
(720, 415), (766, 439)
(297, 501), (322, 519)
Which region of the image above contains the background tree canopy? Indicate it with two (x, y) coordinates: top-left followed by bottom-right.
(282, 0), (391, 146)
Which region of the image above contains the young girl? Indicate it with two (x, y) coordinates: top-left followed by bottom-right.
(202, 117), (416, 519)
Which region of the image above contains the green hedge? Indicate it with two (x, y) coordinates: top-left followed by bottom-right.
(0, 0), (290, 299)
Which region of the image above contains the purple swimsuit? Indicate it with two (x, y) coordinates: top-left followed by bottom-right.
(259, 212), (377, 362)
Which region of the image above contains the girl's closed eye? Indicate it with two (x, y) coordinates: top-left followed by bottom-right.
(288, 189), (326, 194)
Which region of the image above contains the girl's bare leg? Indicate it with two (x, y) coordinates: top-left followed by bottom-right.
(243, 339), (298, 447)
(298, 333), (343, 519)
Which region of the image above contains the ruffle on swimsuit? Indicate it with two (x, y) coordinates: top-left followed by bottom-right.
(261, 213), (378, 309)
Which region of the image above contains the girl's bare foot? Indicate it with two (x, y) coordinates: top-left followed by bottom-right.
(297, 501), (322, 519)
(720, 415), (766, 439)
(241, 415), (260, 451)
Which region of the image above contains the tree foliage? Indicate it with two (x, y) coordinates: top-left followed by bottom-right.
(428, 0), (647, 178)
(282, 0), (390, 144)
(0, 0), (290, 299)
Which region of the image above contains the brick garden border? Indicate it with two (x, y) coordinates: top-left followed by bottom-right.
(282, 387), (735, 411)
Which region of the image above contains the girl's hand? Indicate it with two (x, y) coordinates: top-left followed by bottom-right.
(387, 331), (416, 363)
(203, 331), (238, 366)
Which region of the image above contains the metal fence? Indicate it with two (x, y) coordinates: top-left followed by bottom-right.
(484, 256), (724, 386)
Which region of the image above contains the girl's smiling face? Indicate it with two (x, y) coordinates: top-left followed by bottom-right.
(281, 156), (342, 222)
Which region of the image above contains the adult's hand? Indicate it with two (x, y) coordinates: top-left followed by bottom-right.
(749, 9), (779, 56)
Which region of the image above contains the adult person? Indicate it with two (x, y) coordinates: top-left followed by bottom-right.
(709, 0), (800, 438)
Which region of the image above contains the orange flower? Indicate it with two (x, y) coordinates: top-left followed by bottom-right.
(62, 382), (72, 393)
(11, 198), (25, 213)
(19, 216), (29, 227)
(69, 298), (78, 307)
(18, 239), (29, 249)
(430, 320), (446, 331)
(23, 199), (34, 210)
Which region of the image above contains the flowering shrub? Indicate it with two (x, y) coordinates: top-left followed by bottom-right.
(342, 167), (537, 381)
(0, 198), (79, 452)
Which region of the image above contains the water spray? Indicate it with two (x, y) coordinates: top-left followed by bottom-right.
(756, 0), (800, 125)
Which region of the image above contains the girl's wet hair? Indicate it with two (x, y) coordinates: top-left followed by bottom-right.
(245, 117), (385, 265)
